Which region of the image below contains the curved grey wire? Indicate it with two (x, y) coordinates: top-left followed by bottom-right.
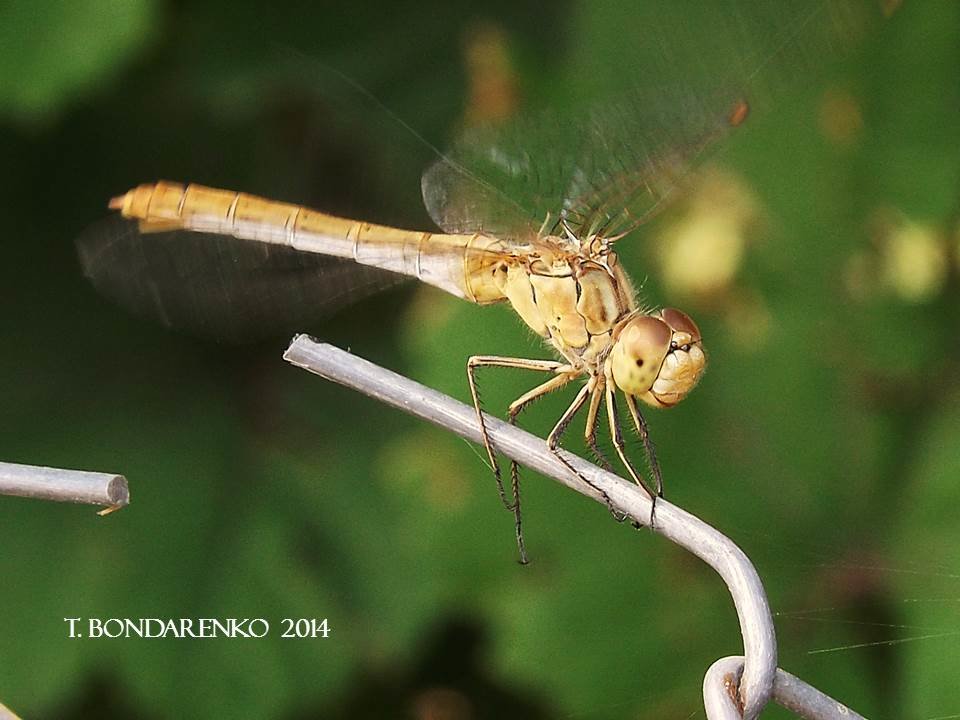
(283, 335), (866, 720)
(704, 657), (868, 719)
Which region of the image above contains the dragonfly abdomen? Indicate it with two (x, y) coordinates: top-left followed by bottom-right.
(108, 181), (510, 304)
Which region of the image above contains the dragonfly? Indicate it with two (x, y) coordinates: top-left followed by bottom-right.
(78, 1), (885, 562)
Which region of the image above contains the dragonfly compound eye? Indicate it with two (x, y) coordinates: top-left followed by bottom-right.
(611, 309), (707, 408)
(647, 307), (706, 407)
(610, 316), (672, 398)
(660, 307), (701, 342)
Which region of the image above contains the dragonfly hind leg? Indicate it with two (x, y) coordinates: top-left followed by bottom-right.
(466, 355), (572, 563)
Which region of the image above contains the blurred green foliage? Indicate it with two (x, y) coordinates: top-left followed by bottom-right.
(1, 1), (959, 718)
(0, 0), (156, 125)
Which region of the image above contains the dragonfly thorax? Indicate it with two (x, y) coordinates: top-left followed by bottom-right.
(493, 241), (636, 366)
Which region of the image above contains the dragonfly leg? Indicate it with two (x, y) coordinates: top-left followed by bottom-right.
(505, 369), (581, 553)
(603, 373), (659, 527)
(506, 368), (579, 421)
(466, 355), (567, 563)
(545, 380), (622, 516)
(582, 378), (629, 523)
(467, 355), (568, 502)
(582, 376), (616, 474)
(624, 393), (664, 499)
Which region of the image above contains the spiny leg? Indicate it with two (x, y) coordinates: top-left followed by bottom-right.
(508, 371), (579, 422)
(467, 355), (568, 563)
(583, 378), (630, 523)
(507, 371), (580, 462)
(506, 369), (578, 528)
(624, 393), (664, 498)
(545, 380), (621, 514)
(504, 370), (579, 562)
(603, 375), (659, 525)
(467, 356), (566, 504)
(583, 376), (616, 474)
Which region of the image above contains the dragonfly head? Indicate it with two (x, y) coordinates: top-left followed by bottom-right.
(610, 308), (705, 408)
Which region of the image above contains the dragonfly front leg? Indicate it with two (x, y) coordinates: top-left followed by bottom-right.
(624, 393), (664, 498)
(466, 355), (569, 563)
(603, 369), (660, 525)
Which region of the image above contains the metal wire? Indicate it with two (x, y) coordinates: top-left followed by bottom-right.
(704, 657), (868, 719)
(0, 461), (129, 511)
(283, 335), (868, 719)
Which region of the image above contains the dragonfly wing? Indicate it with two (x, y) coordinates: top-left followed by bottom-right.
(559, 87), (745, 240)
(421, 113), (577, 239)
(561, 0), (886, 240)
(422, 94), (736, 242)
(77, 216), (407, 343)
(422, 0), (886, 243)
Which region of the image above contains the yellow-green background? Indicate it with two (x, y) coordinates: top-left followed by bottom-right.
(1, 1), (958, 718)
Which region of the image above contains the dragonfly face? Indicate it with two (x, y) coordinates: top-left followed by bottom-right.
(609, 308), (705, 408)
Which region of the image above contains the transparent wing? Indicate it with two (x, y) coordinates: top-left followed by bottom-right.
(422, 87), (742, 240)
(76, 217), (406, 344)
(421, 113), (578, 239)
(422, 0), (885, 241)
(558, 86), (746, 240)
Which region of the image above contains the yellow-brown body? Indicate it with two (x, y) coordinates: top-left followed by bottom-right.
(110, 181), (704, 409)
(480, 237), (638, 369)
